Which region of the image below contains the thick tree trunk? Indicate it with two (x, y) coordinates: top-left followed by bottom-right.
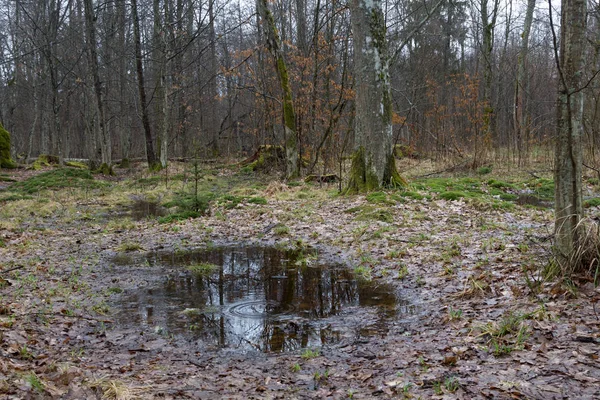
(132, 0), (159, 170)
(346, 0), (405, 193)
(257, 0), (300, 179)
(554, 0), (587, 272)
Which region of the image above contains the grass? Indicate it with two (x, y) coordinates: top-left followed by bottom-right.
(478, 311), (531, 356)
(274, 224), (290, 236)
(354, 265), (372, 281)
(89, 376), (144, 400)
(397, 263), (409, 279)
(188, 262), (220, 276)
(355, 208), (394, 223)
(25, 372), (44, 393)
(301, 348), (320, 359)
(116, 242), (143, 252)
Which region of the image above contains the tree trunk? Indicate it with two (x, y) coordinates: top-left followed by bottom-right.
(208, 0), (219, 156)
(131, 0), (159, 170)
(84, 0), (111, 169)
(480, 0), (499, 163)
(295, 0), (308, 55)
(554, 0), (587, 272)
(346, 0), (405, 193)
(514, 0), (535, 167)
(257, 0), (299, 179)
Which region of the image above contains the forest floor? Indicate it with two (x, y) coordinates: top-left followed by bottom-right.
(1, 160), (600, 399)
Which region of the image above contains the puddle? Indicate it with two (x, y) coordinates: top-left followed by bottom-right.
(112, 246), (414, 352)
(129, 199), (168, 220)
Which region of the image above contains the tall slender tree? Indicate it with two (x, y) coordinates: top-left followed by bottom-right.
(552, 0), (587, 271)
(514, 0), (536, 166)
(84, 0), (111, 171)
(132, 0), (159, 169)
(256, 0), (299, 179)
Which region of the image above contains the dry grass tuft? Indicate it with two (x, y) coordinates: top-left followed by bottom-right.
(89, 376), (148, 400)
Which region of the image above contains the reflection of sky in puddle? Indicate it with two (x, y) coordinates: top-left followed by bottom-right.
(115, 246), (413, 352)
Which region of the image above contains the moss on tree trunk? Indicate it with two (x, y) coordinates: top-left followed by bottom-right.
(344, 147), (406, 194)
(0, 123), (16, 169)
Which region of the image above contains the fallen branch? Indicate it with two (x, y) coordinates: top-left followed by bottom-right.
(0, 265), (24, 274)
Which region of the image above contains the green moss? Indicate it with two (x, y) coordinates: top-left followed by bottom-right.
(526, 178), (554, 200)
(397, 191), (425, 200)
(382, 154), (408, 188)
(188, 262), (219, 276)
(0, 123), (16, 169)
(477, 166), (493, 175)
(584, 198), (600, 208)
(487, 179), (515, 189)
(158, 211), (202, 223)
(248, 196), (267, 205)
(118, 158), (131, 168)
(344, 147), (380, 194)
(366, 191), (388, 203)
(95, 163), (114, 176)
(499, 193), (518, 201)
(64, 161), (89, 169)
(439, 191), (466, 201)
(31, 154), (59, 170)
(9, 168), (101, 194)
(356, 208), (394, 223)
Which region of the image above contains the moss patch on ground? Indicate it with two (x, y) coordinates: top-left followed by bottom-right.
(7, 168), (103, 194)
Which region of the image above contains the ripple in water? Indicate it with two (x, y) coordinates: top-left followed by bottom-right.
(113, 246), (414, 352)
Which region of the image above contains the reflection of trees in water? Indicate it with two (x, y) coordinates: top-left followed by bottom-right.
(119, 247), (396, 351)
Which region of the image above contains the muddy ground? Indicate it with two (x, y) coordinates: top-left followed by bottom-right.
(1, 164), (599, 399)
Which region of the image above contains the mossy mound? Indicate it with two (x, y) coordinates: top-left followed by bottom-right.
(32, 154), (60, 170)
(240, 145), (285, 173)
(64, 160), (89, 169)
(0, 123), (16, 169)
(95, 163), (114, 176)
(9, 168), (103, 194)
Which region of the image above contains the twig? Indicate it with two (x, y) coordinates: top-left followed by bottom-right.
(528, 171), (542, 179)
(583, 163), (600, 175)
(0, 265), (24, 274)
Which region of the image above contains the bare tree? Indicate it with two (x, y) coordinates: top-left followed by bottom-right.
(552, 0), (587, 271)
(84, 0), (111, 171)
(514, 0), (536, 166)
(132, 0), (159, 169)
(256, 0), (299, 179)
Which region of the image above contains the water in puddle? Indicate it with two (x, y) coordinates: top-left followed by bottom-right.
(114, 246), (413, 352)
